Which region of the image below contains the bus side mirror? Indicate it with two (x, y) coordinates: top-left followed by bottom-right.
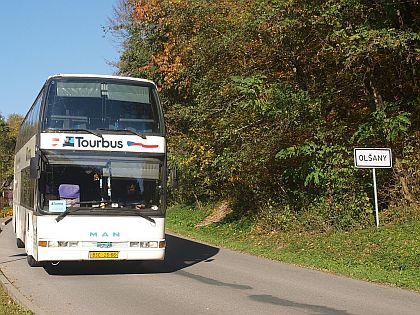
(170, 167), (179, 189)
(30, 154), (40, 179)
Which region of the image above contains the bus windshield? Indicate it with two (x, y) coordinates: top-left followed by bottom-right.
(42, 79), (163, 134)
(40, 152), (162, 215)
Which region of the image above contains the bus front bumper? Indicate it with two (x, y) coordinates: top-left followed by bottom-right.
(36, 240), (165, 261)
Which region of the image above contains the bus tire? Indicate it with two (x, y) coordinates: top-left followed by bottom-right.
(16, 238), (25, 248)
(27, 255), (42, 267)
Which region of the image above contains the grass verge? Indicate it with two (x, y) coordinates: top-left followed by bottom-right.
(0, 289), (32, 315)
(166, 203), (420, 291)
(0, 207), (33, 314)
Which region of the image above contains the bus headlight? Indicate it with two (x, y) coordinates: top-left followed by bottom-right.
(43, 241), (79, 247)
(139, 241), (158, 248)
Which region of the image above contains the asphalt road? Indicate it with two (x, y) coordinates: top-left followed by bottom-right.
(0, 218), (419, 315)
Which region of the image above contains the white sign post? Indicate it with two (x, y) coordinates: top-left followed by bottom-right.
(354, 148), (392, 227)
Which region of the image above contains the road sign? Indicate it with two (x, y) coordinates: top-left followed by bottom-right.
(354, 148), (392, 168)
(354, 147), (392, 227)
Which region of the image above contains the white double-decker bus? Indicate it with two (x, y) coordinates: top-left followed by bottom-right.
(13, 74), (167, 267)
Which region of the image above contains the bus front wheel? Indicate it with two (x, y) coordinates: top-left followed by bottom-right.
(16, 238), (25, 248)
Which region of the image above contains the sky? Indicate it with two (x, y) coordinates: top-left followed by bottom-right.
(0, 0), (121, 118)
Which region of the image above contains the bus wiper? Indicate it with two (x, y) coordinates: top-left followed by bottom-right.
(55, 207), (85, 223)
(124, 203), (156, 224)
(97, 128), (147, 139)
(55, 200), (104, 223)
(130, 209), (156, 224)
(45, 128), (103, 139)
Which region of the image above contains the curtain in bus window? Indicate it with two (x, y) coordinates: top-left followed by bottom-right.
(20, 167), (35, 208)
(56, 82), (101, 97)
(111, 162), (159, 179)
(108, 84), (150, 103)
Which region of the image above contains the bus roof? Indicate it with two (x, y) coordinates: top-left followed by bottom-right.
(47, 74), (156, 86)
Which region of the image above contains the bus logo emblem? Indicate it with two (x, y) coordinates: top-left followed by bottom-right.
(63, 137), (75, 147)
(90, 232), (121, 237)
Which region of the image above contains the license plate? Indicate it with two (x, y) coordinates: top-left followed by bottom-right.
(89, 251), (119, 259)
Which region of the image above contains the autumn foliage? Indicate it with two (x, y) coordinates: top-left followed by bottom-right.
(0, 114), (23, 193)
(111, 0), (420, 230)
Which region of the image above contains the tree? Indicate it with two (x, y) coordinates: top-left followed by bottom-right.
(0, 114), (23, 192)
(112, 0), (420, 230)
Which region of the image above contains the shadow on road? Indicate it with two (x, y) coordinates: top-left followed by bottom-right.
(0, 253), (27, 265)
(45, 234), (219, 276)
(249, 295), (352, 315)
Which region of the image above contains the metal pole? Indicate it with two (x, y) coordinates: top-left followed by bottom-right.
(372, 168), (379, 227)
(0, 161), (2, 210)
